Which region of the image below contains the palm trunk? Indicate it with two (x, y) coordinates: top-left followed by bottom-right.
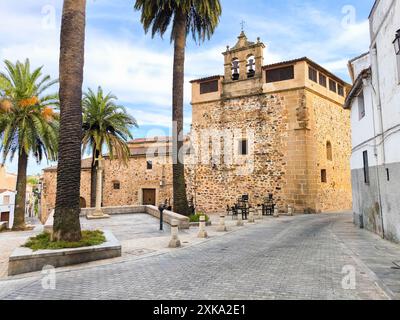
(90, 147), (99, 208)
(172, 11), (189, 216)
(12, 149), (28, 231)
(53, 0), (86, 242)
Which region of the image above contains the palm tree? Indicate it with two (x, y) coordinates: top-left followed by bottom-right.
(82, 87), (138, 207)
(53, 0), (86, 242)
(0, 59), (59, 231)
(134, 0), (222, 215)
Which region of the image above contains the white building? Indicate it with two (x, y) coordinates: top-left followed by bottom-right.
(0, 189), (16, 229)
(346, 0), (400, 242)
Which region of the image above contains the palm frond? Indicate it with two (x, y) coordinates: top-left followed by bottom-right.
(82, 87), (138, 165)
(0, 58), (59, 164)
(134, 0), (222, 44)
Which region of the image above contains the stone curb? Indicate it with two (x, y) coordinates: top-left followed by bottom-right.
(8, 230), (121, 276)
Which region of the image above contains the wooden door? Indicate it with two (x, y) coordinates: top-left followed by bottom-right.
(1, 212), (10, 223)
(142, 189), (156, 206)
(79, 197), (87, 208)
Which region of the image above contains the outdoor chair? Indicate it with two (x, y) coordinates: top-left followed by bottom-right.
(232, 205), (239, 220)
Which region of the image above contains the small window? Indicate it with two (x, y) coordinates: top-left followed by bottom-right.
(3, 195), (10, 205)
(326, 141), (333, 161)
(319, 74), (327, 87)
(147, 160), (153, 170)
(266, 66), (294, 83)
(329, 79), (337, 93)
(363, 151), (370, 184)
(239, 139), (248, 155)
(321, 169), (327, 183)
(338, 84), (344, 97)
(113, 182), (121, 190)
(200, 80), (218, 94)
(358, 91), (365, 120)
(397, 54), (400, 84)
(308, 67), (318, 83)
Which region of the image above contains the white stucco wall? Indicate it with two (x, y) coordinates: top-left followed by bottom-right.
(370, 0), (400, 166)
(349, 83), (379, 170)
(349, 0), (400, 242)
(347, 50), (382, 170)
(0, 191), (16, 228)
(352, 54), (371, 79)
(351, 0), (400, 170)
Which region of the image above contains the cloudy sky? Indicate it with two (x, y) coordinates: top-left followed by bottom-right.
(0, 0), (374, 175)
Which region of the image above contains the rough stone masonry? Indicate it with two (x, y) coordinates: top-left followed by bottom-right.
(40, 32), (352, 221)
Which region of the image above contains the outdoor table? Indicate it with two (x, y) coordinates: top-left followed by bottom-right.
(262, 195), (275, 216)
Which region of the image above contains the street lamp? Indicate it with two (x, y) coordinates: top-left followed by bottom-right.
(158, 201), (167, 231)
(393, 29), (400, 55)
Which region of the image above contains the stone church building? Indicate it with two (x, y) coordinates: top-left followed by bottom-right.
(40, 33), (353, 220)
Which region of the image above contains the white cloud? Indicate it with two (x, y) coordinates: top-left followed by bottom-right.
(129, 108), (191, 129)
(235, 2), (370, 79)
(0, 0), (373, 175)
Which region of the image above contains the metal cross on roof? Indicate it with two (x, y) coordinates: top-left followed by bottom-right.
(240, 20), (246, 32)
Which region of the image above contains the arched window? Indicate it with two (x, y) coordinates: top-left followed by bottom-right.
(247, 55), (256, 78)
(231, 58), (240, 80)
(326, 141), (333, 161)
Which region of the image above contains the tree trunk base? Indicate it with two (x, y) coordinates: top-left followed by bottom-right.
(11, 224), (27, 232)
(53, 208), (82, 242)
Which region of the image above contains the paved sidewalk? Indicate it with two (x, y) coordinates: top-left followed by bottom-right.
(0, 213), (251, 280)
(0, 220), (42, 279)
(0, 213), (399, 300)
(330, 217), (400, 298)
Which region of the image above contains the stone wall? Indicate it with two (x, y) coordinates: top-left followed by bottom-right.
(40, 44), (353, 217)
(40, 152), (174, 223)
(40, 167), (91, 223)
(278, 89), (316, 213)
(0, 165), (17, 191)
(102, 155), (173, 207)
(187, 93), (290, 213)
(309, 90), (352, 212)
(186, 85), (352, 214)
(41, 87), (352, 218)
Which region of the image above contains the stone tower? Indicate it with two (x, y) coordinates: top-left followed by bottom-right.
(222, 32), (265, 99)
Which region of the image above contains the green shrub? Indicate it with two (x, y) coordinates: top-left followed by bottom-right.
(189, 213), (210, 223)
(23, 230), (106, 251)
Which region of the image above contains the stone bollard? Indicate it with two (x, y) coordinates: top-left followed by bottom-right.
(198, 215), (208, 238)
(255, 207), (263, 220)
(248, 209), (255, 223)
(288, 205), (294, 216)
(237, 212), (244, 227)
(273, 207), (280, 218)
(168, 220), (181, 248)
(217, 213), (227, 232)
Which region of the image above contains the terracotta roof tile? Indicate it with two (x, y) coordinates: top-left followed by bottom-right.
(189, 75), (224, 84)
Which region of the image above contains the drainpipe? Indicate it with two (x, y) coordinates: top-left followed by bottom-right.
(370, 47), (386, 239)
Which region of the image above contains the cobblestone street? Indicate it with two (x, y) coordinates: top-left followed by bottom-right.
(0, 213), (399, 300)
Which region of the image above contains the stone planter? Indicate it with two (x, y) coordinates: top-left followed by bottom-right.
(8, 230), (121, 276)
